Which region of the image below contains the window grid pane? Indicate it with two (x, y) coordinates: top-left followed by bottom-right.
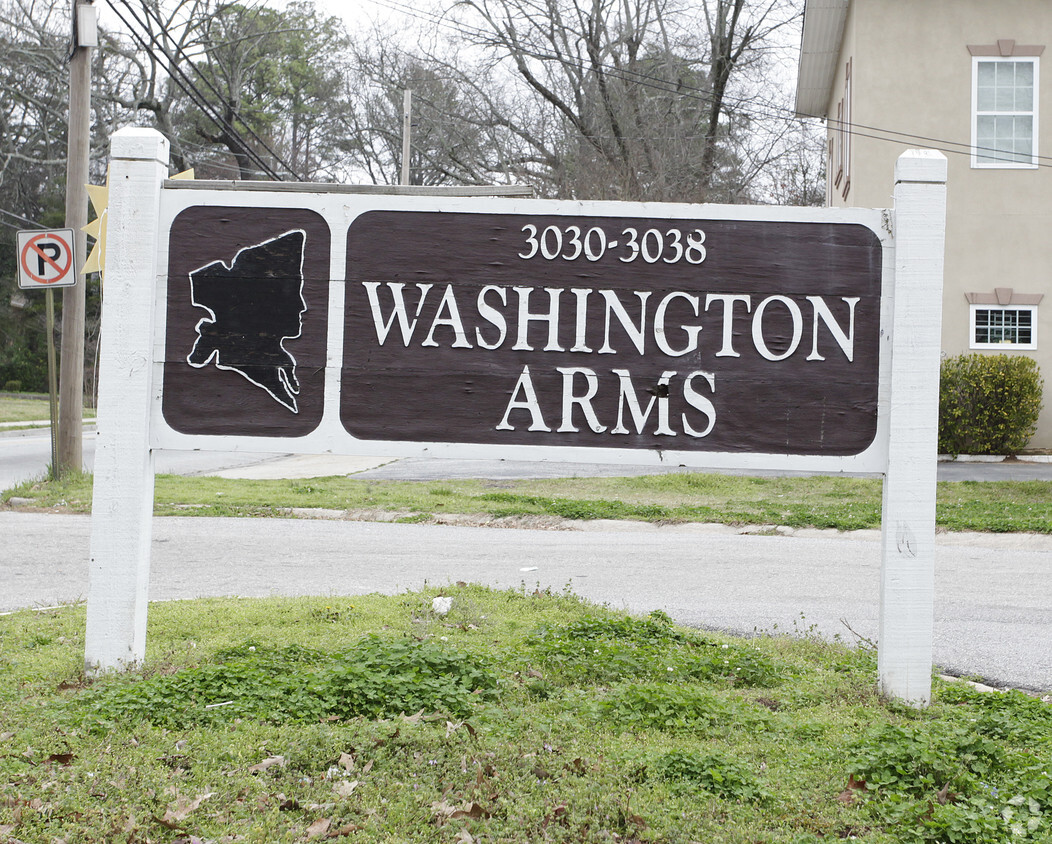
(974, 59), (1037, 166)
(974, 308), (1033, 345)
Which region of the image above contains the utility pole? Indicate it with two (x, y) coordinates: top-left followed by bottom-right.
(59, 0), (95, 476)
(401, 89), (412, 185)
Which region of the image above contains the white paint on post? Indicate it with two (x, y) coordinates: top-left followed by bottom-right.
(878, 149), (947, 705)
(84, 128), (169, 673)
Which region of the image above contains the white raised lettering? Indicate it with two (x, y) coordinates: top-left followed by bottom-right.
(556, 367), (606, 433)
(704, 294), (751, 358)
(495, 365), (551, 431)
(570, 288), (593, 353)
(362, 282), (432, 346)
(475, 285), (508, 350)
(610, 369), (677, 435)
(654, 292), (702, 357)
(752, 296), (802, 361)
(599, 290), (651, 355)
(422, 285), (472, 348)
(682, 370), (717, 437)
(512, 287), (564, 352)
(806, 296), (859, 362)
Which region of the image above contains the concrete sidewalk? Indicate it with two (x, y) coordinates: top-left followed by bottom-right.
(196, 450), (1052, 483)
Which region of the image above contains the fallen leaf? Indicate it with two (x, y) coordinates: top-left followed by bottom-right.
(325, 822), (363, 838)
(338, 752), (355, 772)
(361, 759), (374, 774)
(433, 800), (489, 822)
(935, 783), (958, 805)
(402, 710), (425, 724)
(157, 791), (214, 829)
(432, 800), (456, 818)
(568, 757), (589, 775)
(305, 817), (332, 838)
(248, 755), (286, 774)
(456, 830), (475, 843)
(46, 752), (75, 765)
(454, 802), (487, 820)
(837, 775), (868, 805)
(0, 732), (13, 741)
(333, 780), (359, 798)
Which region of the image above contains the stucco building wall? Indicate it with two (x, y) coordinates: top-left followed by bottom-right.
(817, 0), (1052, 448)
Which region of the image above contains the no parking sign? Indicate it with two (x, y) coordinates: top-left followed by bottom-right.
(16, 228), (77, 289)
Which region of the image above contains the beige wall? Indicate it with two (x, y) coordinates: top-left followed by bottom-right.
(826, 0), (1052, 449)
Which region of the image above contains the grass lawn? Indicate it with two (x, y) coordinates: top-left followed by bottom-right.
(1, 585), (1049, 843)
(0, 395), (95, 425)
(5, 469), (1052, 534)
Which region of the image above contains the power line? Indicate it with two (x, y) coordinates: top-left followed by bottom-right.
(0, 208), (45, 228)
(105, 0), (281, 179)
(364, 0), (1052, 171)
(125, 0), (305, 180)
(104, 0), (291, 180)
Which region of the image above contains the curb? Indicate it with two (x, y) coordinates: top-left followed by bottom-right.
(938, 454), (1052, 463)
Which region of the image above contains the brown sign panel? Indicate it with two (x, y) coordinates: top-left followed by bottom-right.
(162, 207), (330, 436)
(341, 211), (882, 455)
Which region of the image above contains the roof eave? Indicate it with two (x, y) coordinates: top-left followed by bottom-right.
(795, 0), (850, 118)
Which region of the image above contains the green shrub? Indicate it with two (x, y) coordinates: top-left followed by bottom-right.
(3, 380), (22, 392)
(939, 353), (1043, 455)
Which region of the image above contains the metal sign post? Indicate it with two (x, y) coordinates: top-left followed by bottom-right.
(16, 227), (78, 478)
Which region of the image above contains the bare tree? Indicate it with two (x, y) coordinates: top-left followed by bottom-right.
(0, 0), (77, 203)
(340, 31), (525, 186)
(99, 0), (354, 180)
(439, 0), (801, 201)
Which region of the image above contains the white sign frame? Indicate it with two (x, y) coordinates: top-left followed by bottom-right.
(86, 128), (946, 705)
(151, 189), (893, 474)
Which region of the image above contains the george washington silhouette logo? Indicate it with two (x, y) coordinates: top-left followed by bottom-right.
(186, 229), (307, 412)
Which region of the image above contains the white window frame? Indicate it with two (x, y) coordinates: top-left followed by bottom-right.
(969, 304), (1038, 350)
(971, 55), (1039, 169)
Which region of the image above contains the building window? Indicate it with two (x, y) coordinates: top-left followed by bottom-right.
(830, 59), (852, 199)
(970, 305), (1037, 349)
(841, 59), (851, 199)
(971, 55), (1039, 167)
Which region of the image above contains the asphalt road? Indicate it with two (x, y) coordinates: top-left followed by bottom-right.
(2, 510), (1050, 692)
(4, 425), (1051, 693)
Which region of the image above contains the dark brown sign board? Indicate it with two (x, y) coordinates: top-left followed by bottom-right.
(342, 211), (880, 455)
(163, 207), (330, 437)
(162, 206), (881, 456)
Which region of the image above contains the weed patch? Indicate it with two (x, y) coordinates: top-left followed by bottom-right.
(76, 637), (498, 730)
(647, 748), (770, 802)
(525, 611), (785, 687)
(0, 588), (1048, 843)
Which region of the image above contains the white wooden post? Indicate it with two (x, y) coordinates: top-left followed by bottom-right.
(878, 149), (947, 705)
(84, 128), (169, 673)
